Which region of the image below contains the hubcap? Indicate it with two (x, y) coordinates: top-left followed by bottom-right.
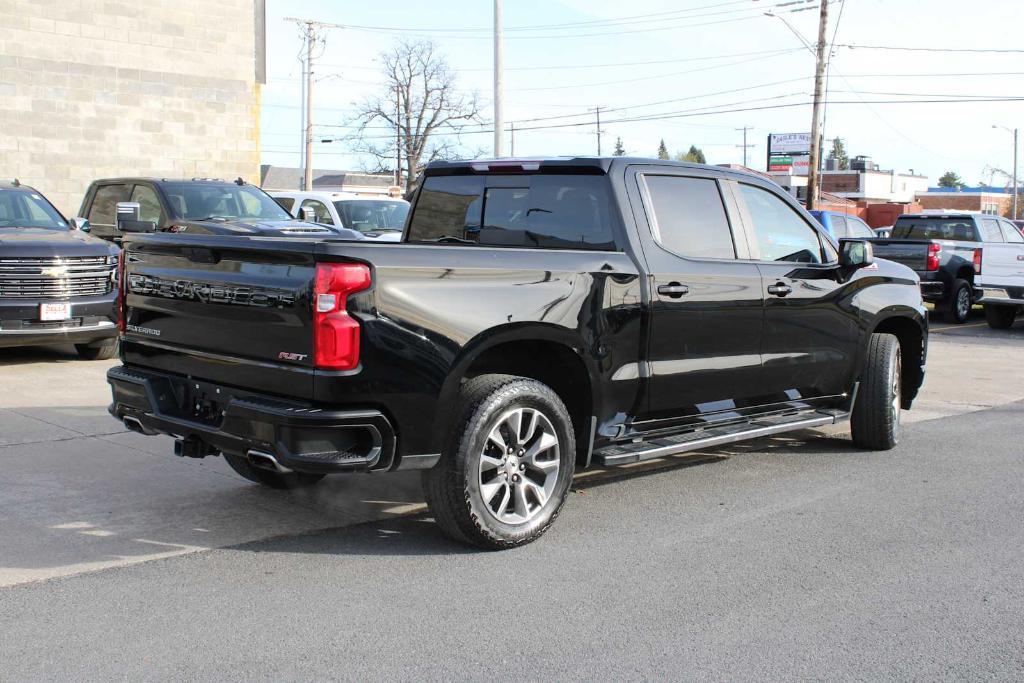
(478, 407), (560, 525)
(956, 288), (970, 319)
(891, 349), (902, 439)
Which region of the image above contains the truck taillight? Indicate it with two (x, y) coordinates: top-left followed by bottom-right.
(116, 250), (126, 334)
(313, 262), (371, 370)
(926, 243), (941, 271)
(973, 248), (983, 274)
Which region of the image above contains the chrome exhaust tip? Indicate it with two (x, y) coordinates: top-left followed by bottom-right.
(123, 416), (145, 434)
(246, 450), (293, 474)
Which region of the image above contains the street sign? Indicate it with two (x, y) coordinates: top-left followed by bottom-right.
(767, 133), (812, 175)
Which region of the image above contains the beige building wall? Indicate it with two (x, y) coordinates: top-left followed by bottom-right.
(0, 0), (262, 216)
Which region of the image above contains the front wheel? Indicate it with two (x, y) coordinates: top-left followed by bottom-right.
(984, 304), (1017, 330)
(944, 279), (972, 324)
(851, 333), (902, 450)
(422, 374), (575, 550)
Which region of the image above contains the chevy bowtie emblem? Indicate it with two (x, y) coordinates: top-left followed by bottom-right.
(41, 266), (68, 277)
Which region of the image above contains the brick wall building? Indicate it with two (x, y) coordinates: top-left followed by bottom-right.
(0, 0), (265, 215)
(915, 188), (1013, 216)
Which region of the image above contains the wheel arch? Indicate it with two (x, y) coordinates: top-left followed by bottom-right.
(437, 324), (598, 466)
(870, 312), (926, 408)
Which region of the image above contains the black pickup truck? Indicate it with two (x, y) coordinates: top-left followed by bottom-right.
(107, 158), (928, 548)
(0, 181), (119, 358)
(78, 177), (346, 242)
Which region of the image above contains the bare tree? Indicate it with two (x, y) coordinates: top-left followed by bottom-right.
(349, 39), (482, 191)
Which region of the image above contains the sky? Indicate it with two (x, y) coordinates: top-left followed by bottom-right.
(260, 0), (1024, 186)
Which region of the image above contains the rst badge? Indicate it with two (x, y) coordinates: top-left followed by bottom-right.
(278, 351), (308, 362)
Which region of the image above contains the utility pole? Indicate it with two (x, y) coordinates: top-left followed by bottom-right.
(735, 126), (754, 167)
(285, 18), (345, 192)
(1015, 127), (1019, 220)
(493, 0), (504, 157)
(805, 1), (829, 211)
(298, 53), (306, 187)
(304, 27), (315, 192)
(510, 121), (515, 156)
(590, 106), (603, 155)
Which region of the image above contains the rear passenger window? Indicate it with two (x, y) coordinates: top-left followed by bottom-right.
(88, 184), (125, 226)
(408, 175), (617, 250)
(641, 175), (735, 259)
(1000, 220), (1024, 244)
(980, 218), (1004, 243)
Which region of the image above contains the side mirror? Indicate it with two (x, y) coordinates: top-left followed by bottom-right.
(70, 217), (90, 232)
(839, 238), (874, 269)
(299, 206), (316, 223)
(116, 201), (156, 233)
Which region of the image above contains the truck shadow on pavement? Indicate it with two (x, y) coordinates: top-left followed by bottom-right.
(0, 344), (88, 366)
(0, 427), (865, 583)
(217, 429), (865, 559)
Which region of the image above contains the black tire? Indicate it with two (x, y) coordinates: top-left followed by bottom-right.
(75, 338), (118, 360)
(851, 333), (902, 450)
(422, 374), (576, 550)
(943, 279), (972, 324)
(984, 304), (1017, 330)
(222, 452), (326, 489)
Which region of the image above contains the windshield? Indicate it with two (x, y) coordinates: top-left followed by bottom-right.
(0, 189), (68, 230)
(334, 200), (408, 233)
(161, 183), (292, 221)
(892, 217), (978, 241)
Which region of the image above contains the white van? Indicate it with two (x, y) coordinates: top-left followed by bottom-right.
(269, 191), (408, 242)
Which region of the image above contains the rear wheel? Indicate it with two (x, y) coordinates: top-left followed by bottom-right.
(943, 279), (972, 324)
(851, 333), (902, 450)
(75, 338), (117, 360)
(984, 304), (1018, 330)
(222, 452), (326, 489)
(422, 374), (575, 550)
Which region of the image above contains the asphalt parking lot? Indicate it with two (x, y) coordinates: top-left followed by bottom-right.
(2, 309), (1023, 679)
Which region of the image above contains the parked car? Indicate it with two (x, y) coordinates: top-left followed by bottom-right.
(78, 178), (355, 243)
(270, 191), (408, 241)
(0, 181), (119, 359)
(874, 226), (893, 238)
(808, 210), (876, 240)
(870, 213), (1019, 323)
(972, 216), (1024, 329)
(107, 157), (927, 549)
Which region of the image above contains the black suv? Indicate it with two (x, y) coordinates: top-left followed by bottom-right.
(78, 178), (357, 242)
(108, 158), (928, 548)
(0, 181), (119, 359)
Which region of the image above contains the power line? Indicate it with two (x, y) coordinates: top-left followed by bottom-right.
(317, 46), (807, 73)
(839, 43), (1024, 53)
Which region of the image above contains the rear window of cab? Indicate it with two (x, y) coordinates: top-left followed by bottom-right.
(407, 175), (618, 251)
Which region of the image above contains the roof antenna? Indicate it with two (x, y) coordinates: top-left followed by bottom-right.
(234, 177), (245, 186)
(12, 178), (20, 187)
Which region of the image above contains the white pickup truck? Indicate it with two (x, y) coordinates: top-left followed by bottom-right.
(974, 215), (1024, 329)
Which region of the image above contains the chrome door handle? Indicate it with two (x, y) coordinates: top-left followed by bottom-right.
(657, 283), (689, 298)
(767, 283), (792, 297)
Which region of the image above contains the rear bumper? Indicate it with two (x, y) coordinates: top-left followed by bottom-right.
(918, 280), (945, 302)
(107, 365), (436, 474)
(975, 286), (1024, 306)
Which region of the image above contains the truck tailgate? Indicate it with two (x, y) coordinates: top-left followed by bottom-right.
(121, 235), (320, 399)
(870, 239), (930, 271)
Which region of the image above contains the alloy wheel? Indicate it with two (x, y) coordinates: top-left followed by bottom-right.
(478, 407), (560, 525)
